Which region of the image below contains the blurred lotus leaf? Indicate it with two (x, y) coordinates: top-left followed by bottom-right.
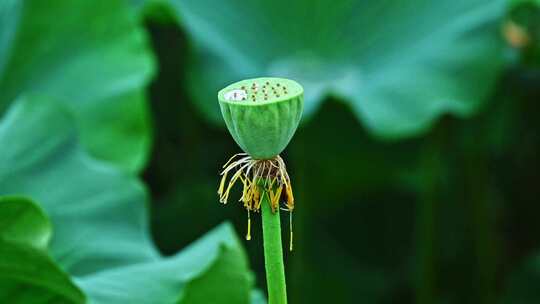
(0, 95), (158, 275)
(0, 196), (86, 303)
(0, 195), (51, 249)
(0, 0), (155, 172)
(167, 0), (505, 139)
(0, 96), (256, 303)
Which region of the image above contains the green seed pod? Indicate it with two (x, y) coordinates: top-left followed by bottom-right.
(218, 77), (303, 159)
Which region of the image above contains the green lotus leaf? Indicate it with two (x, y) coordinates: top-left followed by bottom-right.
(0, 0), (155, 172)
(76, 223), (253, 304)
(0, 197), (85, 303)
(168, 0), (505, 139)
(0, 196), (51, 249)
(0, 95), (159, 275)
(0, 95), (258, 303)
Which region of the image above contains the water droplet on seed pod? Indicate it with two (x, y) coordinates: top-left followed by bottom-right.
(224, 89), (248, 101)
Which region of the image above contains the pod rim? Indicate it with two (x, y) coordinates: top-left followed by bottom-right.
(218, 77), (303, 106)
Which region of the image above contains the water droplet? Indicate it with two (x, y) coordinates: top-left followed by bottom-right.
(224, 89), (247, 101)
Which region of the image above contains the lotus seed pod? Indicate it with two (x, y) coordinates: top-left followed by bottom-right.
(218, 77), (303, 159)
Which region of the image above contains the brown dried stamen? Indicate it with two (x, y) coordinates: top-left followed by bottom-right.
(217, 153), (295, 245)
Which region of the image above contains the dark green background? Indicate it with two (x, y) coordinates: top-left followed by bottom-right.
(143, 1), (540, 303)
(1, 0), (539, 303)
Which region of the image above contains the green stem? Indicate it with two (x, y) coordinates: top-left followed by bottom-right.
(261, 191), (288, 304)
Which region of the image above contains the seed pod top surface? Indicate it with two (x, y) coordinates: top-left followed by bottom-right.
(218, 77), (303, 159)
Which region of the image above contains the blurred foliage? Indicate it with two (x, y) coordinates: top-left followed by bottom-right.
(0, 0), (154, 172)
(0, 96), (157, 275)
(0, 96), (256, 303)
(506, 0), (540, 67)
(0, 0), (540, 303)
(0, 197), (85, 303)
(0, 196), (51, 249)
(142, 1), (540, 304)
(167, 0), (506, 139)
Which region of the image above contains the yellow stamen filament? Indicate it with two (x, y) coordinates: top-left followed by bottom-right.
(285, 182), (294, 211)
(218, 153), (296, 249)
(217, 170), (227, 199)
(246, 210), (252, 240)
(289, 211), (293, 251)
(270, 185), (283, 212)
